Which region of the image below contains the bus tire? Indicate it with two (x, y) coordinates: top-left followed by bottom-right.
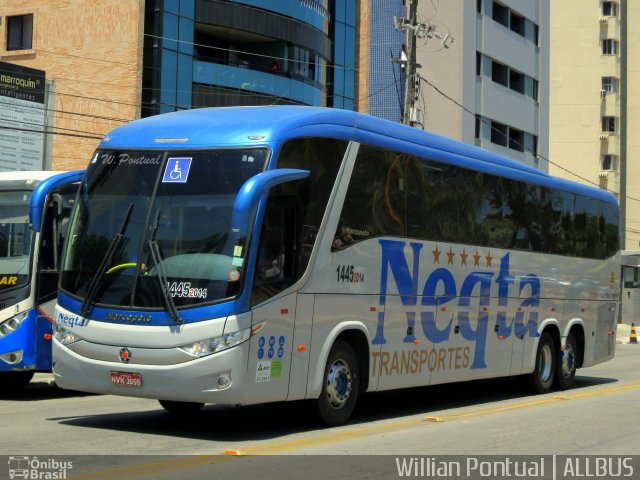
(555, 332), (577, 390)
(0, 371), (35, 389)
(316, 340), (359, 426)
(528, 332), (556, 394)
(158, 399), (204, 414)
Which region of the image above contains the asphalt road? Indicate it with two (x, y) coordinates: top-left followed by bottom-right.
(2, 344), (639, 479)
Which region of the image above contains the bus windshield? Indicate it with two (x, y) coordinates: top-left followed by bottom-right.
(0, 190), (33, 291)
(61, 148), (268, 310)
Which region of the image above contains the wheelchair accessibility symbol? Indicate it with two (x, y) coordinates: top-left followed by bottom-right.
(162, 157), (192, 183)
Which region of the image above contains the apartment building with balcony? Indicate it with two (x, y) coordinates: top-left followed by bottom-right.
(359, 0), (549, 170)
(550, 0), (639, 251)
(416, 0), (550, 170)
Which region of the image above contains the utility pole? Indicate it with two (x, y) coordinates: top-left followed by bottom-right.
(394, 1), (455, 127)
(402, 0), (419, 125)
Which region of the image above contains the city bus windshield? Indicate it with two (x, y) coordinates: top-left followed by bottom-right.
(61, 149), (268, 311)
(0, 190), (33, 291)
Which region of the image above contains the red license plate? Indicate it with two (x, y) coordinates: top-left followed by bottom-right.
(110, 371), (142, 388)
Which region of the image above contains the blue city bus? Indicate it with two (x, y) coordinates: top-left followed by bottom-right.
(0, 171), (83, 389)
(53, 107), (619, 425)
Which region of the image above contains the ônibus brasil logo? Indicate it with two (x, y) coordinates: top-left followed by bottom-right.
(8, 456), (72, 479)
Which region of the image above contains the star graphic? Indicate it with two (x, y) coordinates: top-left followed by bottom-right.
(485, 251), (493, 268)
(460, 249), (468, 267)
(446, 247), (455, 265)
(432, 245), (441, 264)
(473, 249), (481, 267)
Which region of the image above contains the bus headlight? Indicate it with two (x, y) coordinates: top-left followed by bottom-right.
(53, 324), (82, 345)
(179, 327), (251, 358)
(0, 312), (28, 337)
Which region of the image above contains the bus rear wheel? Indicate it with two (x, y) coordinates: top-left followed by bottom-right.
(0, 371), (35, 390)
(158, 400), (204, 414)
(317, 341), (359, 426)
(528, 332), (556, 394)
(555, 332), (577, 390)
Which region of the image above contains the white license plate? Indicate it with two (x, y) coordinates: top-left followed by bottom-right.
(110, 371), (142, 388)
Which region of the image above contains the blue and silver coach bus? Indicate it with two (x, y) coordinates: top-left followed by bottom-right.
(52, 107), (619, 425)
(0, 171), (82, 389)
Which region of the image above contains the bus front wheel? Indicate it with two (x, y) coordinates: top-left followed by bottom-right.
(555, 332), (577, 390)
(0, 371), (35, 389)
(529, 332), (556, 394)
(317, 341), (359, 426)
(158, 399), (204, 414)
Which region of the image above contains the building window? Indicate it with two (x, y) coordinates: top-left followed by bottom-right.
(477, 0), (482, 13)
(492, 61), (508, 87)
(623, 266), (638, 288)
(493, 2), (509, 28)
(602, 154), (618, 171)
(602, 39), (618, 55)
(491, 121), (508, 147)
(602, 76), (618, 93)
(509, 69), (525, 94)
(6, 14), (33, 51)
(475, 115), (481, 139)
(602, 1), (618, 17)
(602, 116), (616, 133)
(476, 52), (482, 75)
(532, 79), (539, 101)
(510, 11), (525, 36)
(508, 127), (525, 152)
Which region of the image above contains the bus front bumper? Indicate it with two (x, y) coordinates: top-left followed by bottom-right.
(52, 338), (250, 405)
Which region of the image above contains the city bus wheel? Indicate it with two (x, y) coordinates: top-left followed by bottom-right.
(528, 332), (556, 394)
(555, 332), (577, 390)
(158, 400), (204, 414)
(317, 341), (359, 426)
(0, 371), (35, 389)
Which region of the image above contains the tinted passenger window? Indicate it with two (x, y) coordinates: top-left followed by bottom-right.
(334, 146), (406, 250)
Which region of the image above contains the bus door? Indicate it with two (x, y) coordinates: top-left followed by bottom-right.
(246, 197), (301, 403)
(595, 301), (616, 360)
(34, 185), (78, 370)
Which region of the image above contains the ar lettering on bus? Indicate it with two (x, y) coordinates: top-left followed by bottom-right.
(0, 275), (17, 285)
(372, 239), (540, 370)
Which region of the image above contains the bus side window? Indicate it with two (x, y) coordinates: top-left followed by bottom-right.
(251, 197), (299, 305)
(334, 146), (406, 249)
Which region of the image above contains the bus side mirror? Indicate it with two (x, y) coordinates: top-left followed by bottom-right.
(231, 168), (309, 236)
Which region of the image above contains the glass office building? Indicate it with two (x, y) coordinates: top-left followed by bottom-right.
(142, 0), (356, 116)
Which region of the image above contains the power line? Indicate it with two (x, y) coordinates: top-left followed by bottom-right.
(417, 74), (640, 205)
(0, 124), (102, 140)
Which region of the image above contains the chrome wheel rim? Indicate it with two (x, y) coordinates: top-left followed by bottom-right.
(538, 343), (553, 383)
(326, 359), (352, 409)
(561, 344), (576, 378)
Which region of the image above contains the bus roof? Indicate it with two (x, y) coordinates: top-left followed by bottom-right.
(0, 171), (67, 189)
(99, 106), (617, 205)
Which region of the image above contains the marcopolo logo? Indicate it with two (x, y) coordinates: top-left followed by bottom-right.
(374, 239), (541, 370)
(7, 456), (72, 479)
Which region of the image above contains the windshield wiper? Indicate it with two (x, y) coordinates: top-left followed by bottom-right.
(147, 240), (180, 322)
(80, 203), (134, 315)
